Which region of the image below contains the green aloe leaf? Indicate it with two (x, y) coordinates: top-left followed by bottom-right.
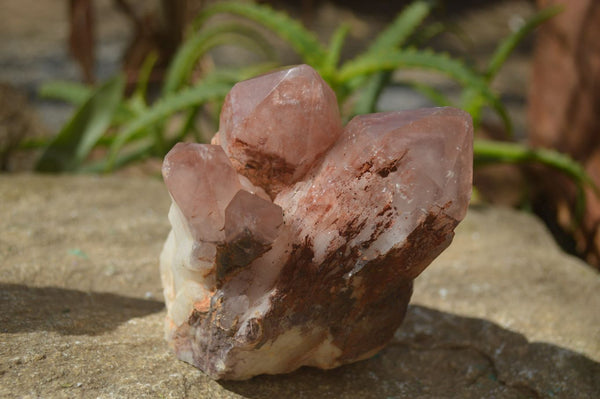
(164, 23), (276, 94)
(461, 6), (560, 137)
(133, 51), (159, 101)
(322, 24), (350, 81)
(474, 139), (596, 189)
(474, 139), (598, 221)
(340, 49), (511, 133)
(365, 0), (434, 56)
(349, 0), (434, 113)
(106, 81), (232, 171)
(196, 1), (327, 67)
(40, 80), (135, 125)
(35, 75), (125, 172)
(39, 81), (92, 105)
(341, 49), (485, 94)
(352, 72), (389, 116)
(485, 5), (562, 81)
(200, 62), (280, 85)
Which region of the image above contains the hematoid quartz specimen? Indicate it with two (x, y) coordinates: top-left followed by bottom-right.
(160, 64), (473, 380)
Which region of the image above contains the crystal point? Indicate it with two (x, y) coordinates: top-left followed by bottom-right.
(160, 65), (473, 380)
(162, 142), (241, 242)
(216, 190), (283, 286)
(219, 64), (343, 196)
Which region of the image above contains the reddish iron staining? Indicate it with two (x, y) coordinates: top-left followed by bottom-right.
(160, 65), (473, 380)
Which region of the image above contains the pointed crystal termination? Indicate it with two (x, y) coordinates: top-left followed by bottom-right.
(219, 64), (343, 197)
(162, 143), (241, 239)
(216, 190), (283, 287)
(161, 143), (240, 278)
(160, 64), (473, 380)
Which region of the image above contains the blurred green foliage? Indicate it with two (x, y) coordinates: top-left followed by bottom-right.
(29, 0), (594, 201)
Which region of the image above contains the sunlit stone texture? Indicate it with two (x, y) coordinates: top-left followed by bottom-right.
(160, 64), (473, 380)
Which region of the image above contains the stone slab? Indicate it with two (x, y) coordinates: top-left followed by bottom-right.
(1, 174), (599, 398)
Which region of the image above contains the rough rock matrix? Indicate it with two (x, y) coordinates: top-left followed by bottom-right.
(160, 64), (473, 380)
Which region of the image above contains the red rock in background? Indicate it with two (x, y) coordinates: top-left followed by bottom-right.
(528, 0), (600, 267)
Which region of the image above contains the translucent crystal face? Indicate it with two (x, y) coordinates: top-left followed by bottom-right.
(279, 107), (473, 269)
(224, 190), (282, 244)
(162, 143), (242, 242)
(160, 64), (473, 380)
(219, 64), (343, 196)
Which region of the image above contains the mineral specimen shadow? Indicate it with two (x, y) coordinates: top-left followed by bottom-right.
(219, 305), (600, 399)
(0, 283), (164, 335)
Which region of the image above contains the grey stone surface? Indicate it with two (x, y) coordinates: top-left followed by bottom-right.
(1, 174), (599, 398)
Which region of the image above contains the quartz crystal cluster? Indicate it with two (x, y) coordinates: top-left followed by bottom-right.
(160, 64), (473, 380)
